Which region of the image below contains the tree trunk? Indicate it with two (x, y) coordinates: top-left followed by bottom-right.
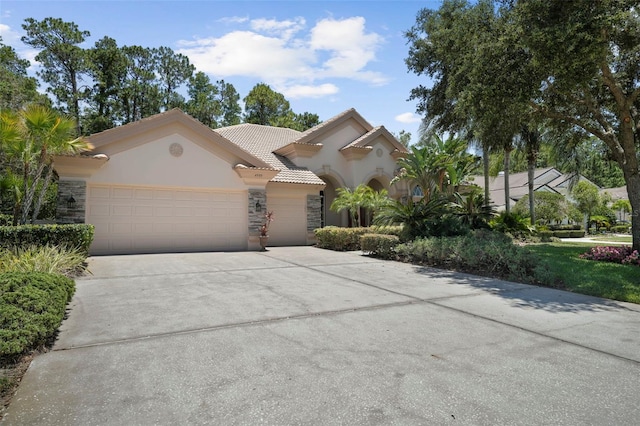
(31, 163), (54, 223)
(528, 160), (536, 225)
(19, 161), (47, 225)
(625, 172), (640, 252)
(503, 149), (512, 215)
(483, 142), (490, 206)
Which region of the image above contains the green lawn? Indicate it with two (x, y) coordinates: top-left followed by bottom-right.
(585, 234), (633, 243)
(526, 242), (640, 304)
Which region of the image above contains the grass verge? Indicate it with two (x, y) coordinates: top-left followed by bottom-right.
(525, 242), (640, 304)
(584, 234), (633, 243)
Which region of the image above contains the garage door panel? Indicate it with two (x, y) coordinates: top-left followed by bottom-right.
(112, 187), (133, 199)
(88, 184), (247, 254)
(267, 196), (306, 246)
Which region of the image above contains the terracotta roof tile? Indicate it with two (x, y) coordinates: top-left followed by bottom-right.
(214, 124), (325, 186)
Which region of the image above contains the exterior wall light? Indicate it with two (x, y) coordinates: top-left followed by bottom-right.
(255, 201), (262, 212)
(67, 195), (77, 209)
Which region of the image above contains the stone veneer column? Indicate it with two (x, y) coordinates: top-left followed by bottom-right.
(56, 180), (87, 224)
(248, 189), (267, 235)
(307, 194), (321, 232)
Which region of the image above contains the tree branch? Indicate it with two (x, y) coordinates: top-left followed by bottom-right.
(600, 61), (627, 110)
(530, 101), (610, 143)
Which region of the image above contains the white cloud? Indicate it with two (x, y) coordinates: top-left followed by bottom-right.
(309, 17), (387, 83)
(281, 83), (339, 99)
(177, 15), (387, 99)
(395, 112), (422, 124)
(0, 23), (21, 45)
(250, 17), (305, 41)
(217, 16), (249, 25)
(177, 31), (315, 81)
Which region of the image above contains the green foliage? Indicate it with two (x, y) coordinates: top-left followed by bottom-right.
(453, 188), (495, 229)
(330, 184), (390, 228)
(360, 234), (400, 258)
(0, 272), (75, 360)
(0, 244), (87, 276)
(184, 73), (241, 128)
(513, 192), (568, 225)
(314, 226), (403, 251)
(373, 196), (453, 241)
(243, 83), (293, 126)
(490, 212), (533, 239)
(0, 224), (94, 254)
(394, 229), (542, 283)
(0, 38), (46, 110)
(611, 225), (631, 234)
(0, 214), (11, 226)
(21, 17), (90, 130)
(0, 104), (91, 224)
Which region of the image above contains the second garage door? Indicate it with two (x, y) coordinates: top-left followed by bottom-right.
(87, 185), (247, 255)
(267, 196), (307, 246)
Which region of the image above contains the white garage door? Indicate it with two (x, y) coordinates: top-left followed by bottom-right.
(87, 185), (247, 254)
(267, 196), (307, 246)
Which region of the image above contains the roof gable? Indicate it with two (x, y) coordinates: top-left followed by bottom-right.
(86, 109), (273, 169)
(294, 109), (374, 145)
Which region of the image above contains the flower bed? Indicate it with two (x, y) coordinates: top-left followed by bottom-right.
(580, 246), (640, 266)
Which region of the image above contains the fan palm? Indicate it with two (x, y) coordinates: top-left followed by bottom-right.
(0, 104), (92, 224)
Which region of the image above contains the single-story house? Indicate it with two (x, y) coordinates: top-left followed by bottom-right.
(471, 167), (599, 211)
(54, 108), (408, 255)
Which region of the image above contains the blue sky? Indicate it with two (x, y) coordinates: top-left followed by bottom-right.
(1, 0), (443, 143)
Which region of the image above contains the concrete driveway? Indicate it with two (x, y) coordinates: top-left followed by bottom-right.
(3, 247), (640, 425)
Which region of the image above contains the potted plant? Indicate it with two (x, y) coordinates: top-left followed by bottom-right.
(259, 211), (274, 251)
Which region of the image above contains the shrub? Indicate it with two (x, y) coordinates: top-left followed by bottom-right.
(394, 229), (542, 283)
(611, 225), (631, 233)
(580, 246), (640, 266)
(0, 272), (75, 361)
(569, 230), (585, 238)
(537, 230), (554, 242)
(490, 212), (533, 239)
(360, 234), (400, 258)
(315, 226), (403, 251)
(0, 245), (87, 276)
(395, 230), (539, 282)
(553, 230), (573, 238)
(0, 214), (12, 226)
(549, 224), (582, 231)
(0, 224), (94, 254)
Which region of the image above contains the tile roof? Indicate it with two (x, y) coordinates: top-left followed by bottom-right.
(214, 124), (325, 185)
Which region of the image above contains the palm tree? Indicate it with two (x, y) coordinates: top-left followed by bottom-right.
(330, 184), (370, 227)
(392, 135), (479, 202)
(0, 104), (92, 224)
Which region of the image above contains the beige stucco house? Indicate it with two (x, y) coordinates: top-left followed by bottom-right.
(53, 108), (408, 255)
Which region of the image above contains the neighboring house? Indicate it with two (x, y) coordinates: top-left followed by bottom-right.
(53, 108), (408, 255)
(471, 167), (600, 211)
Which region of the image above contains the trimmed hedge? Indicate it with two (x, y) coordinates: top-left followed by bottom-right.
(315, 226), (403, 251)
(361, 234), (400, 258)
(611, 225), (631, 233)
(0, 272), (75, 361)
(549, 224), (582, 231)
(0, 224), (94, 254)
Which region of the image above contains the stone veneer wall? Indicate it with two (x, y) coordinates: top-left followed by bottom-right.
(56, 180), (87, 224)
(248, 189), (266, 235)
(307, 194), (321, 232)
